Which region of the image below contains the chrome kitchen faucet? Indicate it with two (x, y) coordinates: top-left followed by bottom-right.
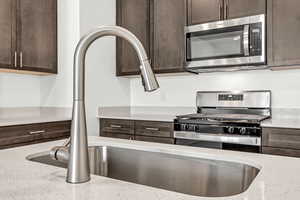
(50, 26), (159, 184)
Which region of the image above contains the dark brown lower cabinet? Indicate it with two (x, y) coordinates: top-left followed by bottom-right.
(100, 118), (134, 135)
(135, 120), (173, 138)
(262, 127), (300, 158)
(262, 147), (300, 158)
(0, 121), (71, 149)
(135, 135), (174, 144)
(99, 118), (174, 144)
(101, 132), (134, 140)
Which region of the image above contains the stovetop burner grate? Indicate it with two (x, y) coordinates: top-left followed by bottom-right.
(177, 113), (270, 123)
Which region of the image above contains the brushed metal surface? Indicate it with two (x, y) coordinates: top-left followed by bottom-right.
(27, 146), (260, 197)
(196, 90), (271, 109)
(185, 14), (265, 33)
(51, 26), (159, 184)
(174, 131), (261, 146)
(185, 14), (266, 71)
(243, 25), (250, 56)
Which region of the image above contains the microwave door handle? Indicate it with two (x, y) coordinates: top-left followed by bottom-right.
(243, 25), (250, 56)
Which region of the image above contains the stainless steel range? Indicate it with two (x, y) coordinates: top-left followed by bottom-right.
(174, 91), (271, 153)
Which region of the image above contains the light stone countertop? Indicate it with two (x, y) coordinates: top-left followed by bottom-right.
(97, 106), (196, 122)
(0, 107), (72, 127)
(1, 136), (300, 200)
(261, 108), (300, 129)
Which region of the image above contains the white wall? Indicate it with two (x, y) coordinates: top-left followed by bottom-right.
(80, 0), (131, 135)
(40, 0), (80, 107)
(0, 0), (80, 109)
(0, 73), (40, 107)
(131, 69), (300, 108)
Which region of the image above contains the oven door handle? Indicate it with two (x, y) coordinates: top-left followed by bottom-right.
(243, 24), (250, 56)
(174, 131), (261, 146)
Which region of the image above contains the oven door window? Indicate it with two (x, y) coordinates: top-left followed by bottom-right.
(186, 26), (246, 61)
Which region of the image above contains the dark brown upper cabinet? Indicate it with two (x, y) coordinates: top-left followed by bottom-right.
(187, 0), (223, 25)
(226, 0), (266, 19)
(152, 0), (186, 73)
(267, 0), (300, 68)
(0, 0), (57, 75)
(18, 0), (57, 74)
(116, 0), (186, 76)
(188, 0), (266, 25)
(0, 0), (16, 70)
(116, 0), (151, 76)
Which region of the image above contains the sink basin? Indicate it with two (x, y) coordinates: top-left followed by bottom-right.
(27, 146), (259, 197)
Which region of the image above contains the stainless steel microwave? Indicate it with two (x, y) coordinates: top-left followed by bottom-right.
(185, 14), (266, 73)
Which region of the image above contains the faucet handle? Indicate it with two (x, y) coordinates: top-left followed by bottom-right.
(62, 138), (71, 147)
(50, 146), (69, 163)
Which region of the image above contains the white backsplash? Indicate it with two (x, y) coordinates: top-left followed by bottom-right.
(130, 69), (300, 108)
(0, 73), (41, 107)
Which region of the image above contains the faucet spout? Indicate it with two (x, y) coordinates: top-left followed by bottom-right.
(56, 26), (159, 184)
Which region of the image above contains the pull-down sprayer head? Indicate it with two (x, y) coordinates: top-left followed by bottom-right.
(140, 60), (159, 92)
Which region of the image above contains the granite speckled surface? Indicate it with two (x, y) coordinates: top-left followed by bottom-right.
(97, 106), (196, 122)
(1, 136), (300, 200)
(0, 107), (71, 127)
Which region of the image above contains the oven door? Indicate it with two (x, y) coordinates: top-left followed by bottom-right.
(174, 132), (261, 153)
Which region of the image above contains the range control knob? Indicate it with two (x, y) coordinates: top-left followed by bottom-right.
(239, 127), (247, 135)
(180, 124), (187, 131)
(187, 124), (196, 131)
(228, 127), (235, 134)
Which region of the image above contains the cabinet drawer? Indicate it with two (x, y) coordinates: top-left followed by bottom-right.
(135, 121), (173, 138)
(135, 135), (174, 144)
(262, 147), (300, 158)
(100, 118), (134, 135)
(101, 132), (134, 140)
(0, 121), (71, 148)
(262, 128), (300, 149)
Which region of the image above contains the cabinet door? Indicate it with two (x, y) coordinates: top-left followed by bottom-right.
(135, 121), (173, 138)
(267, 0), (300, 67)
(262, 127), (300, 150)
(187, 0), (222, 25)
(116, 0), (151, 76)
(262, 147), (300, 158)
(0, 0), (16, 69)
(18, 0), (57, 73)
(0, 121), (70, 149)
(100, 118), (135, 135)
(226, 0), (265, 19)
(152, 0), (186, 73)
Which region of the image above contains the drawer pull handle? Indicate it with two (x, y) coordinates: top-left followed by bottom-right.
(29, 130), (46, 135)
(110, 125), (122, 128)
(145, 127), (159, 131)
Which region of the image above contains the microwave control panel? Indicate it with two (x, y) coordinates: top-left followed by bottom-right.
(249, 23), (262, 56)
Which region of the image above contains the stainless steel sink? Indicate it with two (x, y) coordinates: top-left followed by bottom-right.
(27, 146), (259, 197)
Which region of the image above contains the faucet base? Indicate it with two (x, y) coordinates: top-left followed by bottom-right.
(67, 100), (90, 184)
